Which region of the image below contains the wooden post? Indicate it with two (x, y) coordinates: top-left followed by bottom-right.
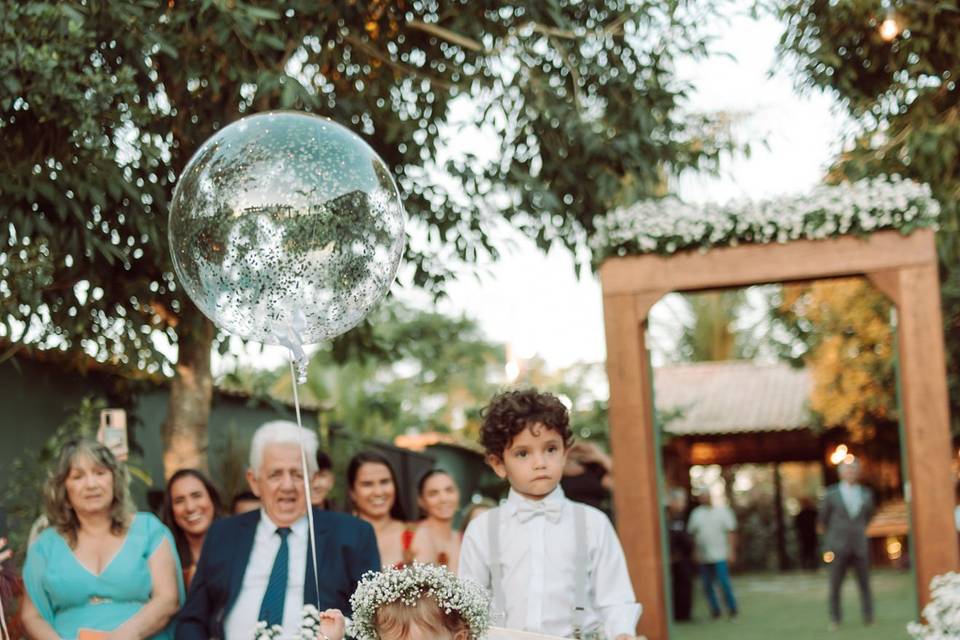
(601, 292), (668, 640)
(598, 228), (954, 631)
(894, 263), (959, 605)
(773, 463), (788, 571)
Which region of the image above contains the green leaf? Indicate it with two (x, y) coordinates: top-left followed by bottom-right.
(245, 6), (281, 21)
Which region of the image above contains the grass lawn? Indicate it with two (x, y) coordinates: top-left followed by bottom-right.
(671, 569), (917, 640)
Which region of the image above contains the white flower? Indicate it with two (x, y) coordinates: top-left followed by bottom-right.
(590, 177), (940, 263)
(254, 604), (329, 640)
(348, 562), (491, 640)
(908, 572), (960, 639)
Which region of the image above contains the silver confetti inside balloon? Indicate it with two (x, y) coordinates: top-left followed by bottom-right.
(169, 112), (406, 380)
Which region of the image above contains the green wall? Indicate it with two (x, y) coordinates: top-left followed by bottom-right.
(0, 356), (499, 534)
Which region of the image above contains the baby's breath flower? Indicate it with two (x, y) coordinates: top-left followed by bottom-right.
(590, 177), (940, 264)
(349, 563), (491, 640)
(254, 604), (328, 640)
(908, 572), (960, 639)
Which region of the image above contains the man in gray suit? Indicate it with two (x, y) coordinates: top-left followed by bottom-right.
(820, 459), (875, 630)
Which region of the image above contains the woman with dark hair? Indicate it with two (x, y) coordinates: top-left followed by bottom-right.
(412, 469), (462, 571)
(347, 451), (434, 568)
(311, 449), (336, 510)
(21, 438), (183, 639)
(161, 469), (222, 589)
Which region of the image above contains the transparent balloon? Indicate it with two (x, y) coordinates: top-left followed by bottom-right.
(168, 112), (406, 380)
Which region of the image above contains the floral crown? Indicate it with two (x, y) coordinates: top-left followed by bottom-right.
(348, 563), (490, 640)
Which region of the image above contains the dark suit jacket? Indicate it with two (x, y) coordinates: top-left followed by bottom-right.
(819, 483), (875, 559)
(176, 508), (380, 640)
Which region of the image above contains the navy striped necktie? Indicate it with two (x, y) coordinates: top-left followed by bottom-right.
(258, 527), (292, 627)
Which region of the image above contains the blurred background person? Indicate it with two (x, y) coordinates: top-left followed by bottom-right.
(21, 439), (183, 639)
(230, 490), (261, 515)
(687, 492), (738, 620)
(795, 496), (819, 571)
(561, 440), (613, 520)
(954, 481), (960, 532)
(0, 533), (24, 640)
(459, 499), (496, 536)
(311, 449), (336, 510)
(162, 469), (222, 589)
(666, 488), (694, 622)
(347, 451), (434, 567)
(413, 469), (462, 571)
(820, 459), (874, 630)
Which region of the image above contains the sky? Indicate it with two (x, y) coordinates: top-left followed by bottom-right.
(226, 5), (851, 380)
(432, 7), (850, 371)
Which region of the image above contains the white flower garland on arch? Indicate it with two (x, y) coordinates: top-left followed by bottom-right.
(590, 176), (940, 261)
(907, 572), (960, 639)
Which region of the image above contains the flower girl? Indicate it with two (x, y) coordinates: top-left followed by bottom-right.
(306, 563), (489, 640)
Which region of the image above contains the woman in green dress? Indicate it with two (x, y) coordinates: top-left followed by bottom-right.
(21, 439), (184, 640)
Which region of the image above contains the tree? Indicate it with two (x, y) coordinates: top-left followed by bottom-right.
(677, 290), (760, 362)
(773, 0), (960, 434)
(771, 278), (900, 458)
(2, 1), (734, 474)
(222, 302), (504, 442)
(651, 290), (759, 363)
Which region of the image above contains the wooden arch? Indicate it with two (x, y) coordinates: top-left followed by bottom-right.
(599, 228), (957, 639)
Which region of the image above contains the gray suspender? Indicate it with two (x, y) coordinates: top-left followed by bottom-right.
(488, 502), (591, 638)
(488, 506), (507, 624)
(572, 502), (588, 638)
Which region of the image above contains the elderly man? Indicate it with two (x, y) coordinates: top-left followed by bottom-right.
(177, 421), (380, 639)
(820, 459), (875, 630)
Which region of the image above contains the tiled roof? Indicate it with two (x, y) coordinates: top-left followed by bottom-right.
(655, 360), (812, 436)
(865, 500), (908, 538)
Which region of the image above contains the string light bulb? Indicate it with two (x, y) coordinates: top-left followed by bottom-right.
(879, 7), (901, 41)
(829, 444), (849, 465)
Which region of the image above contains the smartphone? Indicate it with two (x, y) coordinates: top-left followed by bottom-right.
(98, 408), (129, 461)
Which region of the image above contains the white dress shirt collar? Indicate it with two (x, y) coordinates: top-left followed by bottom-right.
(503, 485), (566, 516)
(259, 508), (309, 538)
(459, 486), (641, 638)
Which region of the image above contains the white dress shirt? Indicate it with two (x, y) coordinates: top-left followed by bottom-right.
(224, 510), (309, 640)
(459, 487), (641, 638)
(839, 482), (863, 517)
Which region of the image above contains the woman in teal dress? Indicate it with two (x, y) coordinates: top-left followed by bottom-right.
(21, 439), (184, 640)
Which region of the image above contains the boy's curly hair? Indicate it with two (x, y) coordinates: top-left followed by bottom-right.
(480, 388), (573, 457)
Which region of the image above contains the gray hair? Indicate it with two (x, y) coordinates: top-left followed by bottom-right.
(249, 420), (319, 476)
(838, 458), (861, 471)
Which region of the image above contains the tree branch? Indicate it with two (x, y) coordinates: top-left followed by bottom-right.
(343, 34), (453, 90)
(406, 20), (484, 52)
(549, 36), (583, 113)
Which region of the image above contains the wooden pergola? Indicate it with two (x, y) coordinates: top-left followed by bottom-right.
(599, 228), (957, 639)
(655, 361), (819, 483)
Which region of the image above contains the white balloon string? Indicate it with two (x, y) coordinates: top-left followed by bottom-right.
(290, 354), (321, 608)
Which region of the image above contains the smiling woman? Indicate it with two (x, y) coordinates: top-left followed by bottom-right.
(162, 469), (222, 589)
(348, 452), (435, 569)
(20, 439), (184, 640)
(413, 470), (463, 572)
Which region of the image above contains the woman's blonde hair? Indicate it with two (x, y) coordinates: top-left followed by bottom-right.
(374, 593), (468, 639)
(45, 438), (134, 546)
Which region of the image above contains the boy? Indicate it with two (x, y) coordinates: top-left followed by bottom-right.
(460, 389), (642, 639)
